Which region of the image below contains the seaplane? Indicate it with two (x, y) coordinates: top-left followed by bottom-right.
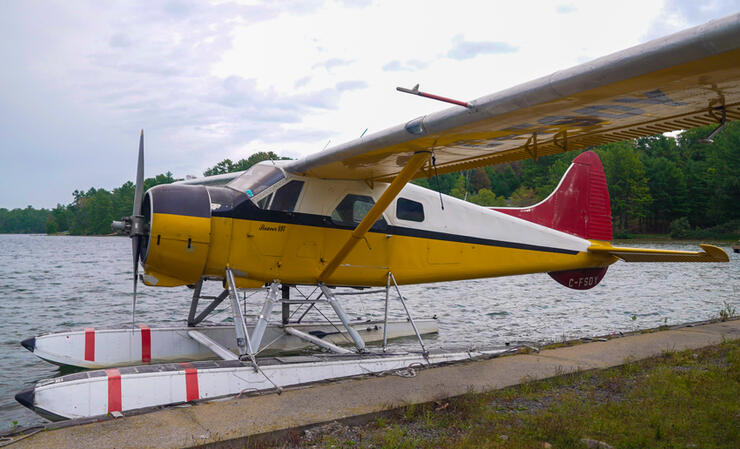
(16, 14), (738, 422)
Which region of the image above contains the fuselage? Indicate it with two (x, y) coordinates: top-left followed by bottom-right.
(139, 161), (616, 288)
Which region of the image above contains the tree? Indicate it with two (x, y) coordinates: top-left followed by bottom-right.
(636, 134), (680, 161)
(468, 188), (506, 206)
(541, 156), (573, 196)
(597, 142), (652, 232)
(485, 165), (520, 198)
(46, 216), (59, 234)
(643, 156), (688, 232)
(5, 137), (740, 237)
(669, 217), (691, 239)
(51, 204), (69, 232)
(0, 206), (50, 233)
(469, 168), (491, 192)
(412, 172), (458, 195)
(203, 158), (235, 176)
(508, 186), (539, 207)
(449, 175), (467, 199)
(703, 121), (740, 225)
(203, 152), (292, 176)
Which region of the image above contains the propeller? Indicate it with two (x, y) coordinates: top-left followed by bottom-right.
(112, 130), (147, 329)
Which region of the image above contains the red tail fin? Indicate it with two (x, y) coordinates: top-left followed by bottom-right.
(493, 151), (612, 290)
(492, 151), (612, 241)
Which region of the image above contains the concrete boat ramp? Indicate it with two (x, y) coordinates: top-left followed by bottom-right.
(5, 319), (739, 448)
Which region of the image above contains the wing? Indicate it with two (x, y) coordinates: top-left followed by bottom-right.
(285, 14), (740, 182)
(588, 243), (729, 263)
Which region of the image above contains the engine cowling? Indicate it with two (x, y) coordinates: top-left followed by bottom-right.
(140, 184), (212, 287)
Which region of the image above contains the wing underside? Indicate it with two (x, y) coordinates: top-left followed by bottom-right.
(285, 14), (740, 182)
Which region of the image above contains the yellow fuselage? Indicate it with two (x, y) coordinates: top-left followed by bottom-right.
(143, 210), (615, 289)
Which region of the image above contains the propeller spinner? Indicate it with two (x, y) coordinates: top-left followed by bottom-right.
(112, 130), (147, 328)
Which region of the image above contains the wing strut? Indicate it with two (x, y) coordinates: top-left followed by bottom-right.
(318, 151), (432, 282)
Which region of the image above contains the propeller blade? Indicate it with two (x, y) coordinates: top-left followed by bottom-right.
(133, 130), (145, 216)
(132, 235), (141, 328)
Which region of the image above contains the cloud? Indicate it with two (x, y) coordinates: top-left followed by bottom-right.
(446, 35), (518, 60)
(312, 58), (354, 71)
(109, 33), (132, 48)
(338, 0), (373, 8)
(645, 0), (739, 40)
(294, 76), (312, 88)
(336, 80), (368, 91)
(0, 0), (330, 209)
(382, 59), (428, 72)
(556, 4), (576, 14)
(4, 0), (732, 210)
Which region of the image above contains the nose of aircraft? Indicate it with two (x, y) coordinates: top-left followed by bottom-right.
(139, 184), (213, 286)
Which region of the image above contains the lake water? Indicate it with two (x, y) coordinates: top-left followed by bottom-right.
(0, 234), (737, 430)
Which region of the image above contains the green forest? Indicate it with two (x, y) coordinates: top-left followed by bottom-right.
(1, 124), (738, 239)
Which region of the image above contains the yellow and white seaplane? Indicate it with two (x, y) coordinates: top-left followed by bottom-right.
(17, 14), (738, 421)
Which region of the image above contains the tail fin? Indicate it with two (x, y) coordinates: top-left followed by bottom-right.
(492, 150), (612, 241)
(493, 151), (612, 290)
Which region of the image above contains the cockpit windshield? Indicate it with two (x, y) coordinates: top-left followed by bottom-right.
(226, 164), (285, 199)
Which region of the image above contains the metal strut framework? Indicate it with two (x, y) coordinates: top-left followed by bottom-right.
(191, 270), (431, 359)
(388, 272), (427, 356)
(319, 284), (366, 352)
(225, 267), (255, 360)
(186, 280), (229, 327)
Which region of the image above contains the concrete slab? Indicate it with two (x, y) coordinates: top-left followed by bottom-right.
(9, 319), (739, 449)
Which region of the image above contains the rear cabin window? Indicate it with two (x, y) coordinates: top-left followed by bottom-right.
(396, 197), (424, 222)
(331, 194), (387, 229)
(269, 180), (304, 212)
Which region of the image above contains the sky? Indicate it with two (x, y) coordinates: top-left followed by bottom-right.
(1, 0), (738, 210)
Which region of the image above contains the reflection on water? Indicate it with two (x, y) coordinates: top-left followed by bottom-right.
(0, 234), (737, 429)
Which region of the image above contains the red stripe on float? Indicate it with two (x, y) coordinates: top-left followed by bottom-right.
(138, 324), (151, 363)
(179, 363), (199, 402)
(84, 328), (95, 361)
(106, 369), (122, 413)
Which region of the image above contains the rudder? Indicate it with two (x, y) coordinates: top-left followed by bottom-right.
(492, 151), (612, 290)
(492, 150), (612, 241)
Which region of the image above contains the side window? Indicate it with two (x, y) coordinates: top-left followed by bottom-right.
(396, 197), (424, 222)
(257, 193), (273, 209)
(331, 194), (387, 229)
(270, 180), (304, 212)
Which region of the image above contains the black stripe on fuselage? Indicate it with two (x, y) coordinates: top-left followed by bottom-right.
(207, 187), (579, 256)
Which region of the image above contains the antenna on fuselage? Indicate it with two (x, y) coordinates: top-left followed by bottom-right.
(267, 151), (277, 167)
(432, 155), (444, 211)
(463, 170), (471, 201)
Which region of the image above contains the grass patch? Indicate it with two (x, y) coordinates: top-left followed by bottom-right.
(272, 340), (740, 449)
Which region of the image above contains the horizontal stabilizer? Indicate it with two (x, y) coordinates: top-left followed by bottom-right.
(588, 244), (729, 263)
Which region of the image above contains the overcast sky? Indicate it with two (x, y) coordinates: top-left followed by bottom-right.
(1, 0), (738, 210)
